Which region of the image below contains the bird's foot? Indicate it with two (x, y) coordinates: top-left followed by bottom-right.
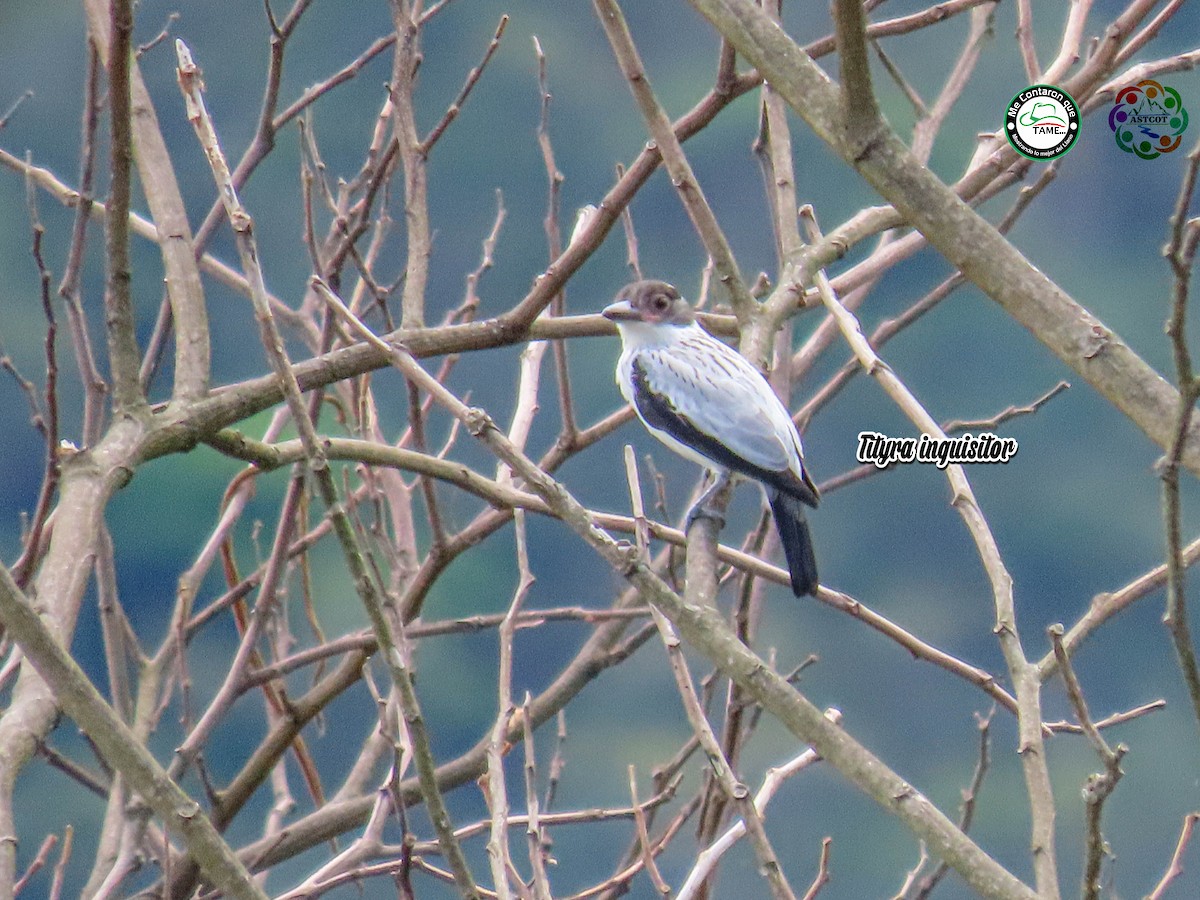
(684, 503), (726, 532)
(683, 470), (731, 533)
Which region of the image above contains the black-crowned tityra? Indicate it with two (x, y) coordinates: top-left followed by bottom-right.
(603, 279), (820, 596)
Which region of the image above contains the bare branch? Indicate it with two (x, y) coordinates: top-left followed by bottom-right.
(0, 561), (265, 898)
(833, 0), (882, 149)
(1038, 532), (1200, 682)
(1049, 626), (1125, 900)
(421, 15), (509, 154)
(178, 37), (485, 896)
(101, 0), (143, 413)
(942, 381), (1070, 432)
(912, 710), (994, 899)
(390, 0), (431, 328)
(801, 838), (833, 900)
(0, 90), (33, 130)
(592, 0), (754, 324)
(679, 711), (841, 899)
(627, 766), (671, 896)
(1161, 136), (1200, 731)
(84, 0), (210, 404)
(1014, 0), (1039, 82)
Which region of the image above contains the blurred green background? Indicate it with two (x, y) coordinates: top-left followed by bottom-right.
(2, 1), (1200, 897)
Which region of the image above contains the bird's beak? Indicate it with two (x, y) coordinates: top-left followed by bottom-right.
(602, 299), (639, 322)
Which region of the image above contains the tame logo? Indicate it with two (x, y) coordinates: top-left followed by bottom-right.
(1005, 85), (1079, 160)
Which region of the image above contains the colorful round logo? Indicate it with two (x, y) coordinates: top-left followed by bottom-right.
(1005, 85), (1080, 160)
(1109, 80), (1188, 159)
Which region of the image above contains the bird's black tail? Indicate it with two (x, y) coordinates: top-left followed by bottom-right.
(769, 490), (819, 597)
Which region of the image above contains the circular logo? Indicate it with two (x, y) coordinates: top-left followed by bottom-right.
(1005, 85), (1080, 160)
(1109, 80), (1189, 159)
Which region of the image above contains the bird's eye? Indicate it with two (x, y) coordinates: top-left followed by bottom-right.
(651, 293), (671, 312)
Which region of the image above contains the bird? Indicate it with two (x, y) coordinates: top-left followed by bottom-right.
(603, 279), (820, 596)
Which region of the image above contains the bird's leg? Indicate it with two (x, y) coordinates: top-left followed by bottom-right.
(684, 469), (732, 532)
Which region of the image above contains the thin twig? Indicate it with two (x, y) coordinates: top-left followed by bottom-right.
(420, 15), (509, 153)
(534, 37), (578, 444)
(0, 90), (33, 130)
(1037, 533), (1200, 682)
(542, 710), (568, 813)
(1147, 812), (1200, 900)
(628, 766), (671, 896)
(1161, 136), (1200, 730)
(912, 710), (994, 899)
(909, 2), (996, 166)
(678, 711), (841, 900)
(1014, 0), (1040, 81)
(616, 177), (642, 279)
(484, 509), (535, 900)
(57, 42), (106, 448)
(135, 10), (179, 57)
(1049, 626), (1126, 900)
(11, 161), (60, 591)
(1114, 0), (1185, 68)
(12, 834), (57, 895)
(800, 838), (833, 900)
(803, 0), (999, 59)
(522, 694), (553, 900)
(943, 381), (1070, 432)
(47, 825), (73, 900)
(872, 41), (927, 119)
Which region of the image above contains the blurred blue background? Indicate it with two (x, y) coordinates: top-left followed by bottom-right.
(2, 0), (1200, 897)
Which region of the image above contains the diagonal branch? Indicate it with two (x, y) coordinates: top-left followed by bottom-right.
(1036, 532), (1200, 682)
(0, 561), (266, 900)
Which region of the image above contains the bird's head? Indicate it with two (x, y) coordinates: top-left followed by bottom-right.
(602, 280), (694, 327)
